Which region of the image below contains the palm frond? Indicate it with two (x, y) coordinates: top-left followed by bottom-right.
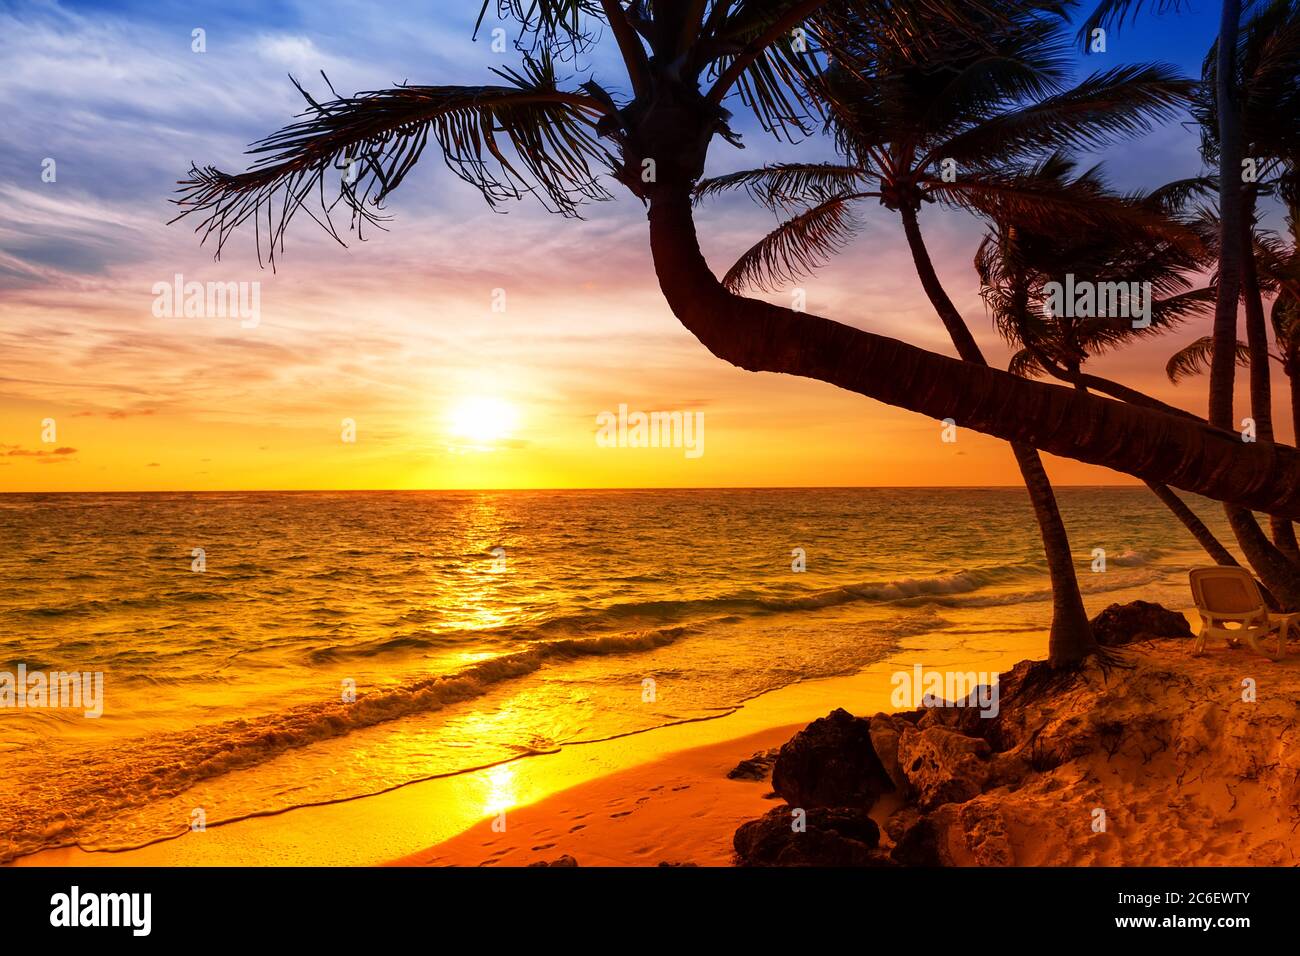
(1167, 335), (1251, 383)
(172, 57), (615, 263)
(1008, 347), (1045, 378)
(693, 162), (865, 208)
(1076, 0), (1190, 48)
(938, 64), (1193, 168)
(705, 0), (829, 139)
(722, 192), (863, 292)
(475, 0), (604, 56)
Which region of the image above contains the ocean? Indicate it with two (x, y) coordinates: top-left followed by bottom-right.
(0, 487), (1224, 862)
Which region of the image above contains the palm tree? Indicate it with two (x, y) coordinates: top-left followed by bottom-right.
(1079, 0), (1300, 598)
(1193, 0), (1300, 558)
(1169, 207), (1300, 560)
(970, 157), (1253, 573)
(174, 0), (1300, 659)
(693, 7), (1192, 661)
(1080, 0), (1249, 427)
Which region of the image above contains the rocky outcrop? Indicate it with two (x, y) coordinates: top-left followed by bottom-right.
(527, 854), (579, 867)
(733, 619), (1300, 866)
(868, 713), (911, 794)
(733, 806), (889, 866)
(896, 725), (993, 811)
(727, 748), (779, 781)
(1090, 600), (1193, 647)
(771, 708), (894, 809)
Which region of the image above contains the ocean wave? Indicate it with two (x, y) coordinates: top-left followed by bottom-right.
(0, 623), (699, 863)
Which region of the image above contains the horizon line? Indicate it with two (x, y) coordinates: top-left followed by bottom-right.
(0, 483), (1154, 495)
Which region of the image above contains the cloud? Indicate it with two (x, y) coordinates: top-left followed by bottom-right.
(5, 446), (76, 456)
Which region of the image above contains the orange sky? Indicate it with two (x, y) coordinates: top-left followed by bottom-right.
(3, 190), (1284, 492)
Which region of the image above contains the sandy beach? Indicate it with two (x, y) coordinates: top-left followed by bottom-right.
(13, 624), (1048, 867)
(408, 624), (1300, 869)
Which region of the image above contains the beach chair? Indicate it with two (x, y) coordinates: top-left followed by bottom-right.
(1188, 566), (1295, 661)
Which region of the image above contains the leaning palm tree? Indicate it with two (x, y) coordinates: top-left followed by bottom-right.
(174, 0), (1300, 662)
(693, 7), (1194, 660)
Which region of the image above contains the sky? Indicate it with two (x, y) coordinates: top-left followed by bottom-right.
(0, 0), (1276, 491)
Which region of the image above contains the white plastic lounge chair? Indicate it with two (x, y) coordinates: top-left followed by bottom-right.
(1188, 566), (1295, 661)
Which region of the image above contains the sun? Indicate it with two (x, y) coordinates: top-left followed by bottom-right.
(447, 396), (519, 446)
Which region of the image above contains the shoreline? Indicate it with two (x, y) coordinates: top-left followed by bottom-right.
(12, 625), (1049, 867)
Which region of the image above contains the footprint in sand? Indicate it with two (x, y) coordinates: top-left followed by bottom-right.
(569, 824), (586, 833)
(531, 843), (556, 851)
(610, 810), (633, 818)
(671, 785), (690, 792)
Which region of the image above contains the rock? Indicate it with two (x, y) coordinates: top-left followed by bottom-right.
(657, 860), (698, 867)
(727, 748), (779, 781)
(868, 713), (911, 794)
(896, 725), (992, 811)
(1090, 600), (1193, 647)
(885, 807), (941, 866)
(772, 708), (894, 810)
(733, 805), (889, 866)
(926, 802), (1016, 866)
(527, 854), (578, 867)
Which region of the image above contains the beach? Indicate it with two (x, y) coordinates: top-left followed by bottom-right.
(22, 614), (1300, 869)
(13, 623), (1048, 866)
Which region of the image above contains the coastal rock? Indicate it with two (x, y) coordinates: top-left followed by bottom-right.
(926, 802), (1016, 866)
(737, 640), (1300, 867)
(727, 748), (779, 781)
(868, 713), (911, 794)
(885, 807), (941, 867)
(1090, 600), (1192, 647)
(896, 725), (992, 811)
(772, 708), (893, 809)
(527, 854), (578, 867)
(733, 805), (887, 867)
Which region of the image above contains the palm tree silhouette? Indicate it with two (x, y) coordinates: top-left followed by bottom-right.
(971, 156), (1253, 574)
(173, 0), (1300, 662)
(693, 8), (1195, 660)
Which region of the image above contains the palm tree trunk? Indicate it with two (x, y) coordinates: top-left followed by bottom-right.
(898, 205), (1096, 664)
(1241, 209), (1300, 560)
(1284, 368), (1300, 558)
(1210, 0), (1245, 431)
(1010, 444), (1097, 664)
(1042, 351), (1245, 572)
(1290, 361), (1300, 444)
(1046, 364), (1242, 568)
(1242, 206), (1274, 442)
(641, 189), (1300, 517)
(1200, 0), (1300, 604)
(1144, 481), (1240, 566)
(1291, 367), (1300, 447)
